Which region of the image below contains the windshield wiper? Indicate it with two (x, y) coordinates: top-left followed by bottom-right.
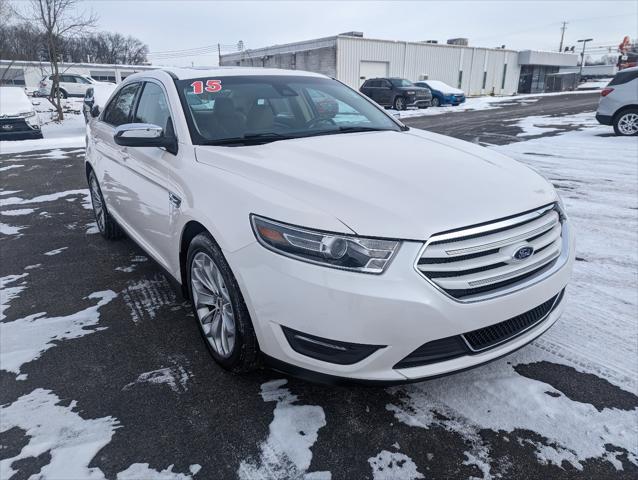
(204, 132), (297, 146)
(335, 126), (393, 133)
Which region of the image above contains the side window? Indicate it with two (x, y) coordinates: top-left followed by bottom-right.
(382, 80), (392, 88)
(609, 70), (638, 86)
(75, 76), (91, 84)
(133, 82), (172, 130)
(60, 75), (75, 83)
(103, 83), (141, 126)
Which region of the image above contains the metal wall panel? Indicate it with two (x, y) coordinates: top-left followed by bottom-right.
(336, 37), (521, 96)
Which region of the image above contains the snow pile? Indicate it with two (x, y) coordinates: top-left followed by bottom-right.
(576, 78), (612, 90)
(238, 379), (330, 480)
(117, 463), (201, 480)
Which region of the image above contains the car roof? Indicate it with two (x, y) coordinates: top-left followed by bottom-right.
(124, 66), (329, 83)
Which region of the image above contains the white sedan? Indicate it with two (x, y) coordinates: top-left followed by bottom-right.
(85, 67), (574, 383)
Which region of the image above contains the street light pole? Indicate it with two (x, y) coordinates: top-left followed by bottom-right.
(577, 38), (593, 77)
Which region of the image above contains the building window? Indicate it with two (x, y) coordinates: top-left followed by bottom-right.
(0, 68), (26, 86)
(458, 70), (463, 88)
(501, 64), (508, 90)
(482, 71), (487, 89)
(90, 70), (116, 82)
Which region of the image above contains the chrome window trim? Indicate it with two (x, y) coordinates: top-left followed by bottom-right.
(413, 204), (570, 303)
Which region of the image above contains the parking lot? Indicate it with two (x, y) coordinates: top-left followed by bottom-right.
(1, 92), (637, 479)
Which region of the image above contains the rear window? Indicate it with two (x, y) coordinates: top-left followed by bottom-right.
(609, 70), (638, 86)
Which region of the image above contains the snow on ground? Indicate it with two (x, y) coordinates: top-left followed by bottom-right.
(576, 78), (612, 90)
(123, 361), (191, 393)
(238, 379), (330, 480)
(392, 90), (597, 120)
(388, 112), (638, 473)
(0, 290), (117, 375)
(368, 451), (424, 480)
(0, 389), (200, 480)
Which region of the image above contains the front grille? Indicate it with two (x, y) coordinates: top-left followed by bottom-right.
(463, 289), (564, 351)
(0, 118), (32, 133)
(394, 289), (564, 369)
(417, 204), (564, 300)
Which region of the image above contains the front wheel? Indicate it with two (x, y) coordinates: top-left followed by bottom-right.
(613, 109), (638, 136)
(431, 97), (441, 107)
(393, 96), (406, 111)
(187, 233), (260, 372)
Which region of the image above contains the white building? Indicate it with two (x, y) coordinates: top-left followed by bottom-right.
(221, 33), (578, 96)
(0, 60), (158, 89)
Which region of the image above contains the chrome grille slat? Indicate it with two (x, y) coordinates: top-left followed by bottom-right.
(418, 223), (562, 273)
(416, 204), (565, 301)
(423, 210), (559, 258)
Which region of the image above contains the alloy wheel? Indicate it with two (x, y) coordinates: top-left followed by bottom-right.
(395, 97), (405, 110)
(191, 251), (236, 358)
(89, 175), (105, 233)
(618, 112), (638, 135)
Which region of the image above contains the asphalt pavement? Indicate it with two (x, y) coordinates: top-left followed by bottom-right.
(2, 91), (635, 480)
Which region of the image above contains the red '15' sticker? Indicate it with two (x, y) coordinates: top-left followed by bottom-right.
(191, 79), (222, 94)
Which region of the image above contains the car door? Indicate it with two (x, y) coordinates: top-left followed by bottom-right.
(120, 80), (179, 266)
(378, 80), (393, 105)
(92, 81), (142, 231)
(72, 75), (92, 96)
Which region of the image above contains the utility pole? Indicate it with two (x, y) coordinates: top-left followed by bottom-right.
(217, 43), (222, 66)
(577, 38), (593, 77)
(558, 21), (568, 52)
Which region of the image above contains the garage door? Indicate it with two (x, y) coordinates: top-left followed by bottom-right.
(359, 61), (389, 86)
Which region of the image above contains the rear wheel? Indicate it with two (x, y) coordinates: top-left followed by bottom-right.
(393, 96), (406, 111)
(613, 108), (638, 136)
(431, 97), (441, 107)
(187, 233), (259, 372)
(88, 170), (123, 240)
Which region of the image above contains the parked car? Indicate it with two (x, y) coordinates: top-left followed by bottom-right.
(85, 68), (574, 383)
(83, 83), (117, 123)
(596, 66), (638, 136)
(360, 78), (431, 110)
(0, 87), (43, 140)
(415, 80), (466, 107)
(37, 73), (107, 98)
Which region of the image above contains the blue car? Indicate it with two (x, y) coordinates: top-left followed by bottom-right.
(415, 80), (466, 107)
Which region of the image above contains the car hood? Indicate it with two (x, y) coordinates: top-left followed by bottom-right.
(195, 130), (556, 240)
(0, 87), (34, 116)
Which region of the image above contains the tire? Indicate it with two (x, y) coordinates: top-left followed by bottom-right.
(52, 88), (68, 99)
(393, 96), (406, 111)
(431, 97), (441, 107)
(186, 232), (260, 373)
(88, 169), (123, 240)
(613, 108), (638, 136)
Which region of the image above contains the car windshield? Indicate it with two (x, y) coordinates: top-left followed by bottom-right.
(176, 75), (402, 145)
(390, 79), (414, 87)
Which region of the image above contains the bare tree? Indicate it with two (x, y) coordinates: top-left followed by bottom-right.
(21, 0), (96, 120)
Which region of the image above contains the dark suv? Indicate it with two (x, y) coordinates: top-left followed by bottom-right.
(359, 78), (432, 110)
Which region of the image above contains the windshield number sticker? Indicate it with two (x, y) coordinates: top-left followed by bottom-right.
(191, 79), (222, 94)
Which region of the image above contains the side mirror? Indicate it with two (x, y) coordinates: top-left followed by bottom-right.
(91, 105), (100, 117)
(114, 123), (178, 155)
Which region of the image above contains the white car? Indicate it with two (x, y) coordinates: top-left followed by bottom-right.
(0, 87), (42, 140)
(85, 68), (574, 383)
(37, 73), (102, 98)
(596, 66), (638, 136)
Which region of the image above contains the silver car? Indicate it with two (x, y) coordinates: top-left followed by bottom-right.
(596, 66), (638, 136)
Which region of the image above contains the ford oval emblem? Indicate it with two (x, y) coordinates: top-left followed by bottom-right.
(513, 246), (534, 261)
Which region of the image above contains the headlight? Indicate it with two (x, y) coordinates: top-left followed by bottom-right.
(406, 91), (415, 95)
(20, 111), (36, 118)
(251, 215), (400, 274)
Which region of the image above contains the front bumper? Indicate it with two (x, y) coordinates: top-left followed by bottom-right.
(595, 113), (613, 126)
(0, 119), (42, 141)
(227, 223), (575, 382)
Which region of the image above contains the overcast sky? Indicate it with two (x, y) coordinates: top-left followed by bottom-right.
(83, 0), (637, 67)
